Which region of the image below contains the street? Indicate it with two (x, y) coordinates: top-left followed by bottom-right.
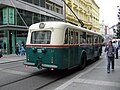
(0, 51), (120, 90)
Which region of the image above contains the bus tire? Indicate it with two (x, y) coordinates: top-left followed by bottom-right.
(80, 54), (87, 69)
(96, 52), (100, 60)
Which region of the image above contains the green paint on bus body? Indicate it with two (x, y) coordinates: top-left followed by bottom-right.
(25, 44), (102, 69)
(25, 46), (88, 69)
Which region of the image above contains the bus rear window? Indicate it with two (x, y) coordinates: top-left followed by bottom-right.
(31, 31), (51, 44)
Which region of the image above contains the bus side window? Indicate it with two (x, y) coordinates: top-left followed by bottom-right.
(94, 36), (98, 43)
(80, 31), (86, 44)
(80, 31), (82, 44)
(75, 32), (78, 44)
(64, 29), (68, 44)
(99, 37), (101, 43)
(87, 34), (92, 43)
(68, 30), (71, 44)
(70, 31), (73, 44)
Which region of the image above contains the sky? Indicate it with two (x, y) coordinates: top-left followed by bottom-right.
(95, 0), (120, 27)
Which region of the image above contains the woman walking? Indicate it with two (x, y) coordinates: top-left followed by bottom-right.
(105, 41), (115, 73)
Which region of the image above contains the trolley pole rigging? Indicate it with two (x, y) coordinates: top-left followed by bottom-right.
(62, 0), (84, 27)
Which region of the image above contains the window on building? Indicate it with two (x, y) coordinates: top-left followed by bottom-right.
(56, 7), (60, 13)
(0, 9), (2, 25)
(46, 1), (53, 10)
(34, 0), (40, 6)
(33, 13), (40, 23)
(40, 0), (45, 7)
(17, 9), (33, 26)
(41, 15), (46, 21)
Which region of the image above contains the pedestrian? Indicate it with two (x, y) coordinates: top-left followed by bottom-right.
(15, 43), (20, 55)
(105, 41), (115, 73)
(20, 43), (25, 56)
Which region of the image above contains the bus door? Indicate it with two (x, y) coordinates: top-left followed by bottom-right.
(74, 31), (78, 65)
(86, 34), (94, 59)
(68, 30), (78, 67)
(93, 35), (99, 57)
(68, 30), (75, 68)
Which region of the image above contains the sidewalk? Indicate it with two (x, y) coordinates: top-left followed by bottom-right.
(0, 54), (26, 64)
(55, 53), (120, 90)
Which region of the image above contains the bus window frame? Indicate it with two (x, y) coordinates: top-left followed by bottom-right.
(64, 28), (69, 44)
(75, 31), (78, 44)
(80, 31), (87, 44)
(94, 35), (99, 43)
(86, 33), (92, 44)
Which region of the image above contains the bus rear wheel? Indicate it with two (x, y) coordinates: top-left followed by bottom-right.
(80, 54), (87, 69)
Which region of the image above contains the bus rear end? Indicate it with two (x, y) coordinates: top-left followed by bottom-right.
(24, 22), (67, 70)
(24, 30), (58, 69)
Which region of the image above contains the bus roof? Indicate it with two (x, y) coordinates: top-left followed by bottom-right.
(29, 21), (102, 36)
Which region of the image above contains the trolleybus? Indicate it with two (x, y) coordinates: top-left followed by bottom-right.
(24, 21), (104, 70)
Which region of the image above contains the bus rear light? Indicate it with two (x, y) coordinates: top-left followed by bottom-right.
(51, 68), (54, 70)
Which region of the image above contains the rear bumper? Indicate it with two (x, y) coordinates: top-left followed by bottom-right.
(24, 61), (36, 66)
(42, 64), (58, 68)
(24, 61), (58, 69)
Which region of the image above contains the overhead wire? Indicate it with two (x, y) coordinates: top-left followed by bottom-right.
(62, 0), (84, 27)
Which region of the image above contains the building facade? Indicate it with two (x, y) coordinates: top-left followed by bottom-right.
(0, 0), (64, 54)
(65, 0), (100, 32)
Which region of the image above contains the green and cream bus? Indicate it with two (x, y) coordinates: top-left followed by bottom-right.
(24, 21), (104, 70)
